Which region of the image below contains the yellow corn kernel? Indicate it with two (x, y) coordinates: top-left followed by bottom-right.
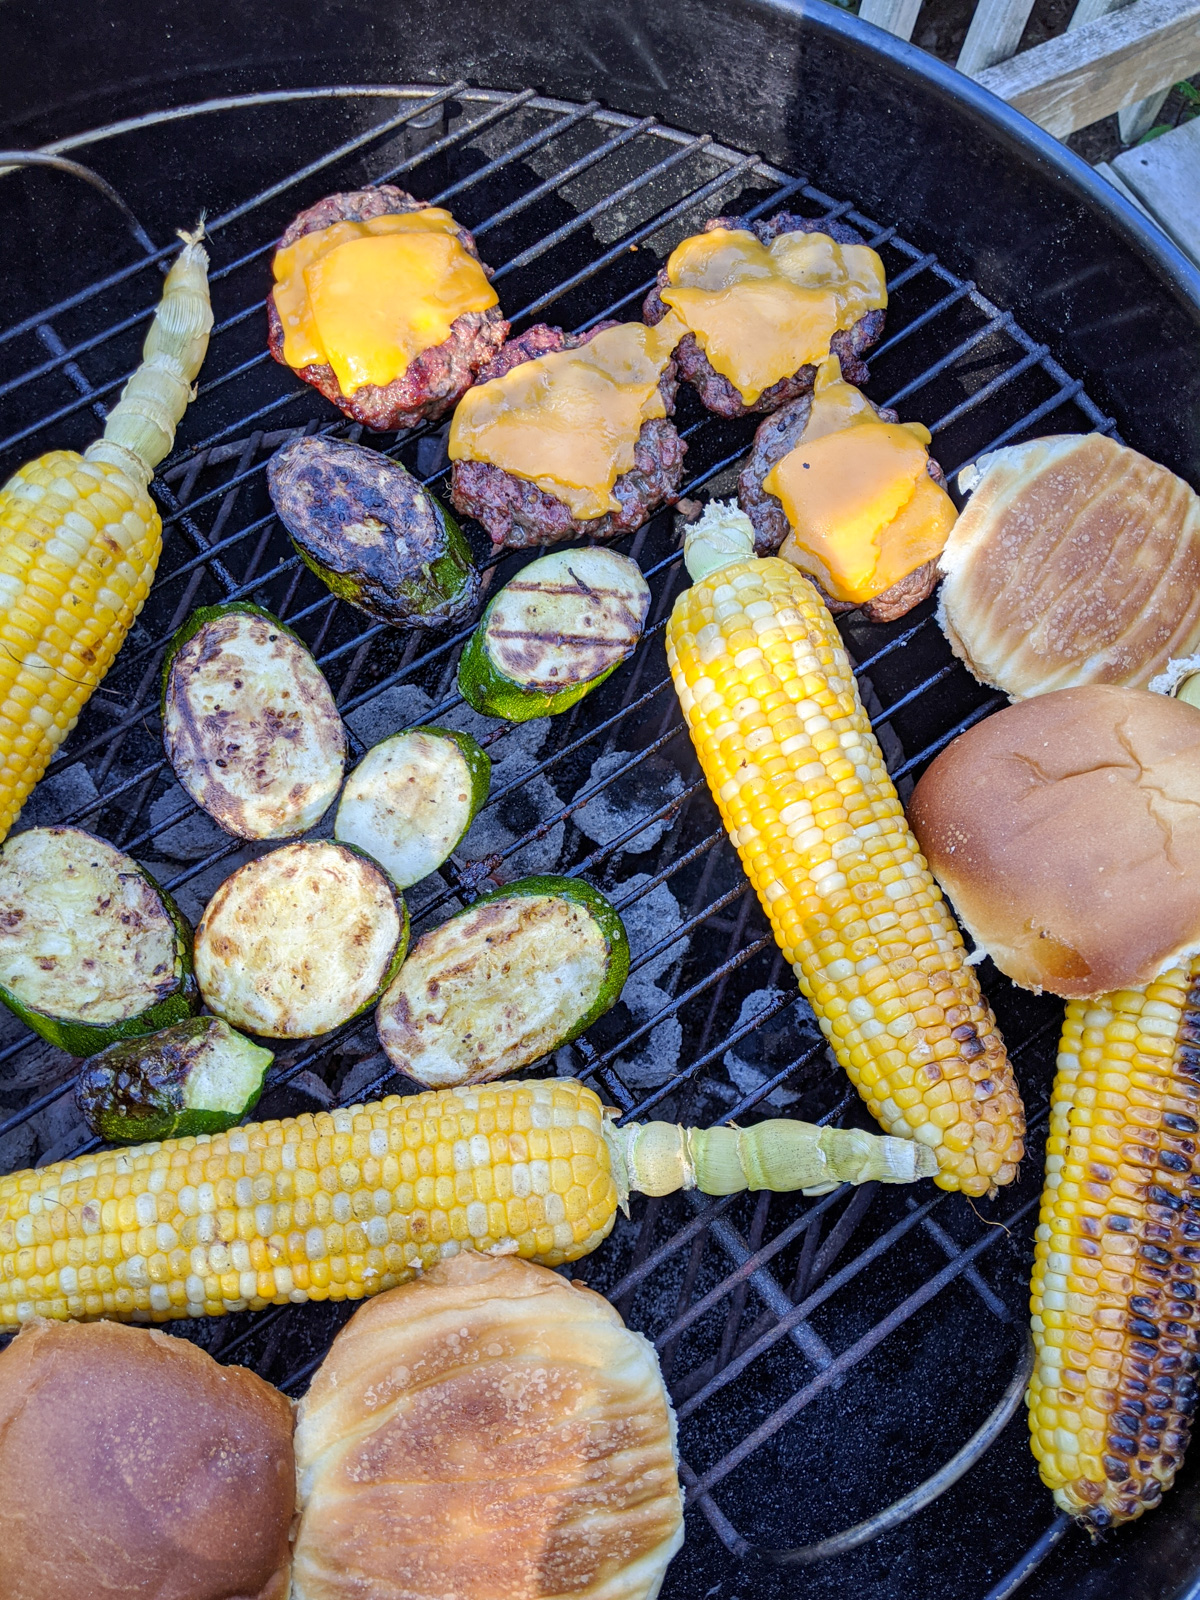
(667, 557), (1025, 1195)
(0, 1079), (617, 1326)
(1028, 968), (1200, 1528)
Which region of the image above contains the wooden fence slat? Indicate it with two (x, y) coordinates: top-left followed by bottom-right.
(1117, 87), (1172, 140)
(858, 0), (925, 40)
(1065, 0), (1174, 140)
(972, 0), (1200, 137)
(957, 0), (1040, 74)
(1110, 115), (1200, 259)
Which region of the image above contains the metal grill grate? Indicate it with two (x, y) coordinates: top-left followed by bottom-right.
(0, 85), (1121, 1598)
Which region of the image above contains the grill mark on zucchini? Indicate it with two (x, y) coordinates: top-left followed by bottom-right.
(459, 548), (650, 719)
(0, 827), (198, 1053)
(376, 875), (628, 1087)
(194, 841), (408, 1039)
(163, 604), (346, 841)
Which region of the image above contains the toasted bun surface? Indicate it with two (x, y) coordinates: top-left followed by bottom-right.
(908, 685), (1200, 998)
(0, 1317), (294, 1600)
(291, 1250), (684, 1600)
(938, 434), (1200, 698)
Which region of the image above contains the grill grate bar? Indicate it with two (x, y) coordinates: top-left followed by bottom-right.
(0, 87), (1111, 1594)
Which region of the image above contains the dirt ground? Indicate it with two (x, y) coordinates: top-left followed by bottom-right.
(902, 0), (1198, 162)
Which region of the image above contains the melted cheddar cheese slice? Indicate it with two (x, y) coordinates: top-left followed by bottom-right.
(273, 208), (498, 396)
(448, 317), (685, 521)
(768, 359), (957, 604)
(660, 228), (887, 404)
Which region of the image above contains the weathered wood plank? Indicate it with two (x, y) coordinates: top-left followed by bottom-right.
(1094, 159), (1160, 220)
(1064, 0), (1174, 141)
(859, 0), (925, 41)
(973, 0), (1200, 136)
(1111, 115), (1200, 260)
(956, 0), (1039, 75)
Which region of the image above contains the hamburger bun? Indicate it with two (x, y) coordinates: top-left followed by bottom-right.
(0, 1317), (294, 1600)
(291, 1250), (684, 1600)
(938, 434), (1200, 699)
(908, 684), (1200, 998)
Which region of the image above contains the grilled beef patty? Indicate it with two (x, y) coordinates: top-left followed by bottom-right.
(737, 392), (947, 623)
(644, 212), (885, 418)
(267, 185), (508, 432)
(449, 324), (686, 550)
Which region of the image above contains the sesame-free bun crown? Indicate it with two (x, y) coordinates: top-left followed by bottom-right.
(908, 685), (1200, 998)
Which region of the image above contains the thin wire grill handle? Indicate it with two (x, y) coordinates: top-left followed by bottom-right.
(744, 1335), (1035, 1566)
(0, 151), (157, 257)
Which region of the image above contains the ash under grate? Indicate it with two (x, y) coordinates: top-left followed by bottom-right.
(0, 84), (1135, 1598)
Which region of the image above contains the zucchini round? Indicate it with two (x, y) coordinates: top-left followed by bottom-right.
(75, 1016), (273, 1143)
(267, 435), (481, 628)
(162, 602), (347, 841)
(195, 841), (409, 1039)
(457, 546), (650, 721)
(334, 726), (491, 890)
(0, 827), (199, 1056)
(376, 874), (629, 1087)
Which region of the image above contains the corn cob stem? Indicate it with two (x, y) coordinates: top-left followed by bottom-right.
(0, 230), (211, 841)
(0, 1077), (932, 1326)
(609, 1116), (937, 1202)
(1028, 970), (1200, 1528)
(666, 504), (1025, 1196)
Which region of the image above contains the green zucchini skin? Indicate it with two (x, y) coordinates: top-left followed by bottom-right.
(334, 726), (491, 889)
(195, 841), (410, 1040)
(161, 602), (347, 842)
(376, 872), (629, 1087)
(267, 435), (481, 628)
(457, 546), (649, 722)
(0, 828), (199, 1058)
(75, 1017), (273, 1143)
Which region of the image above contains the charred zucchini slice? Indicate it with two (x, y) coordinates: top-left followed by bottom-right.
(376, 874), (628, 1087)
(267, 435), (481, 628)
(162, 602), (347, 841)
(195, 841), (409, 1039)
(0, 827), (199, 1056)
(457, 547), (650, 721)
(335, 727), (490, 890)
(76, 1016), (272, 1143)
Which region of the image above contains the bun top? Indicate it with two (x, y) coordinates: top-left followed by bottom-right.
(0, 1317), (294, 1600)
(908, 685), (1200, 997)
(291, 1250), (684, 1600)
(938, 434), (1200, 699)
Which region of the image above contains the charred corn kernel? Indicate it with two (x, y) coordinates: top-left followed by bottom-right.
(0, 234), (210, 841)
(667, 504), (1025, 1196)
(0, 1079), (617, 1325)
(1029, 968), (1200, 1528)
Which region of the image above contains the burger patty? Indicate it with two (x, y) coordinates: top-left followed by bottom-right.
(267, 185), (509, 432)
(737, 392), (948, 624)
(449, 324), (686, 550)
(644, 212), (886, 418)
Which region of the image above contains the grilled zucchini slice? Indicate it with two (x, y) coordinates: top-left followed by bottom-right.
(195, 841), (409, 1039)
(457, 547), (650, 721)
(376, 874), (629, 1087)
(334, 727), (491, 890)
(162, 602), (346, 841)
(0, 827), (199, 1056)
(76, 1016), (272, 1143)
(267, 435), (481, 628)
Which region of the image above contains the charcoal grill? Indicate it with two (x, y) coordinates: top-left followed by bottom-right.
(1, 5), (1200, 1595)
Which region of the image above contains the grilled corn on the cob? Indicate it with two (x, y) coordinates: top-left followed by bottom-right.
(665, 504), (1025, 1195)
(0, 231), (211, 841)
(0, 1075), (935, 1325)
(1029, 968), (1200, 1527)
